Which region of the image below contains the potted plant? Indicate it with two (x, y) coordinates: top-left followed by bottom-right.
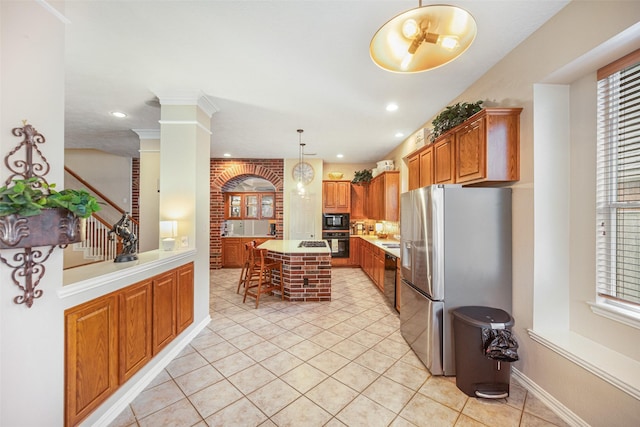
(0, 177), (101, 249)
(351, 169), (373, 185)
(430, 100), (484, 142)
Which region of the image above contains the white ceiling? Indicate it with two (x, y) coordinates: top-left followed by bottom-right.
(61, 0), (570, 163)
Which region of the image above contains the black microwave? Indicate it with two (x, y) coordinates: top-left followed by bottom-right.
(322, 213), (350, 230)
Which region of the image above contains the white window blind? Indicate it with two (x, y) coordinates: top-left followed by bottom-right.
(596, 50), (640, 306)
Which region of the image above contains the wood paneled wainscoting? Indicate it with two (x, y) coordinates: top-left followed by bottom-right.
(64, 262), (194, 427)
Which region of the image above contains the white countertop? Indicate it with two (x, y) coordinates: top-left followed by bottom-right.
(258, 239), (331, 254)
(355, 235), (401, 258)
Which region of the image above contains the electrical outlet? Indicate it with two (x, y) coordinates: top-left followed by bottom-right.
(180, 236), (188, 248)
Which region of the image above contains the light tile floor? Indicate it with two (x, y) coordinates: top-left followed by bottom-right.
(110, 268), (570, 427)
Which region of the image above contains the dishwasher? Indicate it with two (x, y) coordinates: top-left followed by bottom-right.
(384, 253), (398, 311)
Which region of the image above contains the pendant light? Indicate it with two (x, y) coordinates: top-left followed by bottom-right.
(296, 129), (306, 196)
(370, 2), (477, 73)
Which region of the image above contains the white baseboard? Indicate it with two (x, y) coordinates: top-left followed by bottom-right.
(85, 315), (212, 427)
(512, 368), (589, 427)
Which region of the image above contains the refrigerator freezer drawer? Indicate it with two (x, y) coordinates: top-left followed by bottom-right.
(400, 280), (444, 375)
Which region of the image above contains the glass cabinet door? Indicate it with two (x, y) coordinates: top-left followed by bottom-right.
(244, 194), (259, 218)
(261, 194), (274, 218)
(229, 195), (242, 218)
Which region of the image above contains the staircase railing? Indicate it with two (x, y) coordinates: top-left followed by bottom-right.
(64, 167), (139, 267)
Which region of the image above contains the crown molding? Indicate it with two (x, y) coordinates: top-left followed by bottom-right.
(155, 91), (220, 117)
(132, 129), (161, 140)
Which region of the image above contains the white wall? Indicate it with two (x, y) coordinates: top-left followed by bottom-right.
(1, 1), (67, 425)
(386, 1), (640, 425)
(64, 148), (132, 214)
(138, 137), (161, 252)
(283, 157), (323, 240)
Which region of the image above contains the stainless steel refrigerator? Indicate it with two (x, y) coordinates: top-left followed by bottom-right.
(400, 185), (512, 376)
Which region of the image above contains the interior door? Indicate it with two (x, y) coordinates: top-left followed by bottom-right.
(289, 191), (317, 239)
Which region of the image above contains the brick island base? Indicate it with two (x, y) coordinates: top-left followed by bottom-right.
(257, 240), (332, 301)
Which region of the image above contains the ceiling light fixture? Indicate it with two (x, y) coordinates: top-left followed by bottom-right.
(110, 111), (127, 118)
(386, 103), (399, 112)
(336, 154), (344, 158)
(370, 1), (477, 73)
(223, 153), (231, 157)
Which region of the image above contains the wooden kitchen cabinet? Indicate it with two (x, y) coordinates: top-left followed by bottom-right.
(408, 154), (420, 191)
(405, 107), (522, 188)
(350, 237), (360, 266)
(65, 294), (119, 427)
(119, 280), (152, 384)
(408, 145), (434, 190)
(225, 192), (275, 219)
(322, 180), (351, 213)
(434, 134), (455, 184)
(365, 171), (400, 222)
(359, 239), (378, 288)
(152, 271), (178, 355)
(420, 146), (435, 187)
(373, 246), (384, 291)
(176, 262), (194, 334)
(66, 264), (194, 426)
(222, 238), (243, 267)
(350, 183), (366, 219)
(222, 237), (273, 268)
(455, 108), (521, 184)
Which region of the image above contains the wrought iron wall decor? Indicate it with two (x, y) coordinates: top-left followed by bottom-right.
(0, 122), (84, 307)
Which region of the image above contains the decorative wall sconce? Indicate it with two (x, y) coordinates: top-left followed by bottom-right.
(0, 122), (87, 307)
(160, 220), (178, 251)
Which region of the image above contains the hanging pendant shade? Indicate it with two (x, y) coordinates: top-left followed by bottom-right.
(370, 4), (477, 73)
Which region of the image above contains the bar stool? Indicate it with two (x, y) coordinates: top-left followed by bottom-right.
(237, 240), (257, 294)
(243, 246), (283, 308)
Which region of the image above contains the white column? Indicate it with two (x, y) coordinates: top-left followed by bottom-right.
(158, 94), (217, 324)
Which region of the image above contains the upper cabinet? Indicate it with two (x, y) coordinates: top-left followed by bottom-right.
(225, 192), (275, 219)
(406, 107), (522, 190)
(365, 171), (400, 222)
(350, 183), (366, 219)
(322, 180), (351, 213)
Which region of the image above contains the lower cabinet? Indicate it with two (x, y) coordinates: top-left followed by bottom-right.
(359, 239), (384, 291)
(222, 238), (243, 267)
(119, 280), (152, 384)
(222, 237), (274, 267)
(152, 271), (178, 355)
(65, 262), (194, 427)
(65, 294), (119, 427)
(177, 263), (195, 334)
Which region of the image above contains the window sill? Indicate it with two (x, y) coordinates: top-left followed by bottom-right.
(588, 300), (640, 330)
(527, 328), (640, 399)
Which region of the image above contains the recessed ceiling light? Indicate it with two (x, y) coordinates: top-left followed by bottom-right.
(336, 154), (344, 158)
(395, 132), (405, 138)
(110, 111), (127, 118)
(386, 103), (399, 112)
(223, 153), (231, 157)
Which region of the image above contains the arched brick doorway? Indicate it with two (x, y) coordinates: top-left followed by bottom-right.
(210, 159), (284, 269)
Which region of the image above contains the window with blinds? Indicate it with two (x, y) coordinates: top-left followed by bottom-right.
(596, 49), (640, 307)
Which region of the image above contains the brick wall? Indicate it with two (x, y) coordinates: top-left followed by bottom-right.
(267, 251), (332, 301)
(210, 159), (284, 269)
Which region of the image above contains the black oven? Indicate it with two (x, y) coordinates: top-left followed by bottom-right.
(322, 231), (350, 258)
(322, 213), (350, 231)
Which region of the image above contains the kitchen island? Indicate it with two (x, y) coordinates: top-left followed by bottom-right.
(257, 239), (332, 302)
